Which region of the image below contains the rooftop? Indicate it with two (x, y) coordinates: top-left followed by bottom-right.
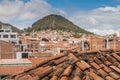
(0, 58), (47, 76)
(4, 50), (120, 80)
(0, 59), (31, 66)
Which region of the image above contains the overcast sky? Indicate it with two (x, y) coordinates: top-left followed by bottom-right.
(0, 0), (120, 35)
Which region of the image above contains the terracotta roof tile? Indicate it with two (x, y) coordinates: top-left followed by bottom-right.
(89, 68), (95, 72)
(54, 57), (67, 65)
(63, 65), (72, 76)
(84, 76), (91, 80)
(110, 65), (120, 73)
(112, 53), (120, 61)
(29, 67), (43, 75)
(53, 68), (64, 77)
(106, 54), (116, 63)
(98, 55), (107, 62)
(78, 50), (98, 54)
(104, 61), (112, 66)
(113, 61), (119, 66)
(60, 76), (68, 80)
(17, 75), (32, 80)
(90, 62), (100, 70)
(50, 75), (58, 80)
(109, 72), (120, 79)
(100, 64), (112, 73)
(76, 61), (90, 71)
(93, 57), (102, 64)
(3, 50), (120, 80)
(41, 76), (49, 80)
(74, 67), (82, 77)
(105, 76), (115, 80)
(118, 64), (120, 68)
(98, 69), (108, 77)
(48, 53), (65, 61)
(87, 57), (94, 63)
(29, 76), (39, 80)
(88, 71), (104, 80)
(68, 53), (79, 62)
(34, 66), (53, 79)
(73, 76), (81, 80)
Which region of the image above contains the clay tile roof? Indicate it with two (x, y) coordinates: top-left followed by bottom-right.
(98, 69), (108, 77)
(110, 65), (120, 73)
(68, 53), (79, 62)
(54, 56), (67, 65)
(51, 75), (58, 80)
(106, 54), (116, 63)
(60, 76), (68, 80)
(105, 76), (114, 80)
(52, 68), (64, 77)
(109, 72), (119, 79)
(104, 61), (112, 66)
(34, 66), (53, 79)
(112, 53), (120, 61)
(73, 76), (81, 80)
(90, 62), (100, 70)
(100, 64), (112, 73)
(17, 75), (33, 80)
(88, 71), (104, 80)
(93, 57), (102, 64)
(3, 50), (120, 80)
(84, 75), (90, 80)
(76, 61), (90, 71)
(63, 65), (73, 76)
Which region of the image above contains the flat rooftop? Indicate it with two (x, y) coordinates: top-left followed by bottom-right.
(0, 59), (32, 66)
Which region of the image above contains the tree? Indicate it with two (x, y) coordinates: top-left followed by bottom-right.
(73, 33), (82, 38)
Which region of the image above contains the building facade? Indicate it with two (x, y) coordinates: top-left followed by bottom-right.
(0, 24), (19, 44)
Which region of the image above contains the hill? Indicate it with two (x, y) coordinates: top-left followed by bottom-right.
(28, 14), (91, 34)
(0, 21), (23, 33)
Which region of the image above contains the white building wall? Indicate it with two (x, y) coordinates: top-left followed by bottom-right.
(0, 32), (19, 44)
(16, 52), (22, 59)
(116, 31), (120, 37)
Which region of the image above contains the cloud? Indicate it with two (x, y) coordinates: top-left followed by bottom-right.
(0, 0), (119, 36)
(0, 0), (23, 16)
(69, 5), (120, 35)
(0, 0), (66, 29)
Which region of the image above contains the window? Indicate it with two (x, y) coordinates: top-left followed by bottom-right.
(11, 35), (16, 38)
(3, 35), (8, 38)
(5, 30), (10, 32)
(0, 30), (4, 32)
(35, 50), (38, 52)
(22, 53), (28, 58)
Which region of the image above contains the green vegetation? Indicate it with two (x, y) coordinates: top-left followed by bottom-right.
(26, 14), (91, 34)
(73, 33), (82, 38)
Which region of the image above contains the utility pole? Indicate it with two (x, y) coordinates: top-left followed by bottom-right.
(106, 36), (109, 49)
(90, 36), (92, 50)
(82, 35), (85, 51)
(114, 36), (116, 49)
